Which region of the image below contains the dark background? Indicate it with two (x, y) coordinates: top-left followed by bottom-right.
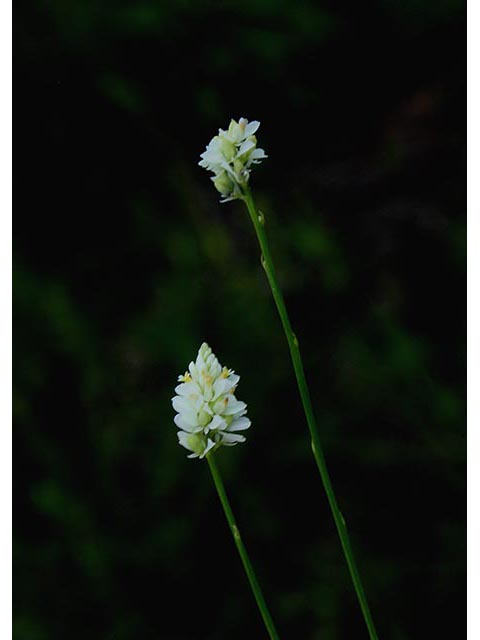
(14, 1), (465, 638)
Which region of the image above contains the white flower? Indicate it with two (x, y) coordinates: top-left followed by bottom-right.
(199, 118), (267, 202)
(172, 342), (251, 459)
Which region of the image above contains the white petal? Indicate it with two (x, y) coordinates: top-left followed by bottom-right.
(212, 378), (228, 399)
(188, 361), (198, 379)
(209, 359), (222, 379)
(221, 433), (246, 445)
(172, 395), (195, 415)
(208, 415), (227, 431)
(227, 417), (251, 432)
(222, 398), (247, 416)
(238, 139), (256, 157)
(199, 438), (216, 458)
(172, 397), (198, 427)
(249, 148), (267, 164)
(174, 381), (200, 397)
(177, 430), (194, 451)
(195, 351), (205, 371)
(244, 121), (260, 136)
(174, 414), (202, 433)
(214, 374), (239, 398)
(203, 384), (213, 402)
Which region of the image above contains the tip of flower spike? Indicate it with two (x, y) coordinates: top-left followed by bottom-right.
(199, 342), (211, 358)
(199, 118), (266, 202)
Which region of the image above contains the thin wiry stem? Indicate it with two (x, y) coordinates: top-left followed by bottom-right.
(206, 453), (280, 640)
(241, 186), (379, 640)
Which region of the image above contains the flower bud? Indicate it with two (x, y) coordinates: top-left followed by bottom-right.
(217, 135), (236, 161)
(213, 171), (234, 196)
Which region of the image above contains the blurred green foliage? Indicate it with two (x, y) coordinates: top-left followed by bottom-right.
(15, 0), (465, 638)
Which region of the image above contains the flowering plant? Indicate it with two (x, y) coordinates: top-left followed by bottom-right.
(194, 117), (379, 640)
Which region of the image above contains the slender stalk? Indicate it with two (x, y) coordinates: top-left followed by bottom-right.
(242, 186), (379, 640)
(206, 453), (280, 640)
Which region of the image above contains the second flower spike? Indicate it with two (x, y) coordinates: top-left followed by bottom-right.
(172, 343), (251, 458)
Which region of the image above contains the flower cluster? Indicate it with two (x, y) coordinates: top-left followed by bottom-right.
(199, 117), (267, 202)
(172, 343), (251, 459)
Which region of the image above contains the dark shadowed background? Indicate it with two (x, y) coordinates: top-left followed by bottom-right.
(14, 1), (465, 638)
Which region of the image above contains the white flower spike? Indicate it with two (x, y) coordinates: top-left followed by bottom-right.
(199, 117), (267, 202)
(172, 342), (251, 459)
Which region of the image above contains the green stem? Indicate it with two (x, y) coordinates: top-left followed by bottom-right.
(206, 453), (280, 640)
(242, 187), (379, 640)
